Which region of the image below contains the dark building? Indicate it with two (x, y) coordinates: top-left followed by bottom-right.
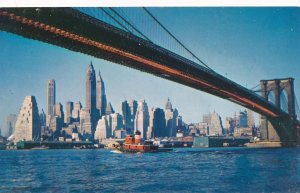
(47, 79), (56, 116)
(129, 100), (138, 130)
(39, 109), (46, 127)
(65, 101), (74, 124)
(85, 62), (97, 135)
(148, 108), (166, 138)
(121, 100), (132, 133)
(96, 70), (107, 117)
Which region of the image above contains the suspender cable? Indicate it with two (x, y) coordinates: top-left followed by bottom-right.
(109, 8), (152, 42)
(142, 7), (214, 71)
(99, 8), (130, 32)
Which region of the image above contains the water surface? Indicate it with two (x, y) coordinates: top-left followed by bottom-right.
(0, 147), (299, 192)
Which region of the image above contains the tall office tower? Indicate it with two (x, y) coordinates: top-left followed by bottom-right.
(225, 117), (235, 135)
(111, 113), (123, 135)
(105, 102), (115, 115)
(202, 114), (212, 125)
(5, 114), (17, 137)
(128, 100), (138, 132)
(121, 100), (131, 133)
(39, 109), (46, 127)
(86, 62), (97, 114)
(96, 70), (107, 117)
(209, 111), (223, 136)
(46, 79), (56, 126)
(94, 116), (110, 141)
(239, 110), (248, 128)
(134, 100), (149, 139)
(147, 107), (166, 139)
(176, 115), (183, 127)
(65, 101), (74, 124)
(72, 101), (82, 121)
(247, 109), (255, 128)
(13, 96), (41, 142)
(50, 103), (65, 133)
(54, 103), (64, 120)
(165, 98), (178, 137)
(81, 62), (97, 137)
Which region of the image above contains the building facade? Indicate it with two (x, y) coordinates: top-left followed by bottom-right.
(147, 107), (166, 138)
(65, 101), (73, 124)
(96, 70), (107, 117)
(165, 98), (178, 137)
(13, 96), (41, 142)
(5, 114), (17, 137)
(134, 100), (149, 139)
(46, 79), (56, 126)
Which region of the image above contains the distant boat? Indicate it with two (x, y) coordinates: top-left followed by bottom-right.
(31, 146), (49, 150)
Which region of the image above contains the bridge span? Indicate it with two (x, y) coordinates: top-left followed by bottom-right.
(0, 8), (299, 145)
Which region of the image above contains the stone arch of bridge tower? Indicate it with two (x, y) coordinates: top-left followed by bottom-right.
(260, 78), (296, 142)
(279, 79), (296, 119)
(279, 89), (289, 113)
(260, 78), (295, 119)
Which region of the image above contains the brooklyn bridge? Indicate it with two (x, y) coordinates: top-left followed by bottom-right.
(0, 8), (299, 145)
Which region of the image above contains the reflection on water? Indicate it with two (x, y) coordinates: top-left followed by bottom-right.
(0, 147), (299, 192)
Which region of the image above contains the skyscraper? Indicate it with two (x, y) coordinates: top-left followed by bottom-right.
(105, 102), (115, 115)
(39, 109), (46, 127)
(209, 111), (223, 136)
(54, 103), (64, 121)
(5, 114), (17, 137)
(147, 107), (166, 139)
(111, 113), (123, 134)
(94, 116), (110, 141)
(86, 62), (97, 115)
(247, 109), (255, 128)
(65, 101), (74, 124)
(128, 100), (138, 133)
(96, 70), (107, 117)
(47, 79), (56, 116)
(46, 79), (55, 126)
(81, 62), (97, 137)
(121, 100), (131, 133)
(13, 96), (41, 142)
(239, 110), (248, 128)
(165, 98), (178, 137)
(72, 101), (82, 121)
(134, 100), (149, 139)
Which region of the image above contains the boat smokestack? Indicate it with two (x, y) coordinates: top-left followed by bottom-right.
(134, 130), (141, 144)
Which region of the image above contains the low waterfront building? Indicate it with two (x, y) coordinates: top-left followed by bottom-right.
(193, 136), (250, 148)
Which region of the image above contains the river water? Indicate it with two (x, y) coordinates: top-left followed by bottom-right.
(0, 147), (299, 192)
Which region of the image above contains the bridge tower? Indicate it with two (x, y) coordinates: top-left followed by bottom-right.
(260, 78), (296, 142)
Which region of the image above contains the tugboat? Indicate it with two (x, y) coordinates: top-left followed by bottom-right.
(119, 131), (159, 153)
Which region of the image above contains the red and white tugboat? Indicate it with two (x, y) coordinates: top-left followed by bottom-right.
(119, 131), (159, 153)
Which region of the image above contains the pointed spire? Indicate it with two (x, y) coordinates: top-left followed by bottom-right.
(165, 97), (172, 110)
(98, 70), (103, 81)
(105, 102), (114, 115)
(87, 61), (95, 74)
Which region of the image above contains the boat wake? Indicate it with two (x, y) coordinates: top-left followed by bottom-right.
(110, 150), (123, 154)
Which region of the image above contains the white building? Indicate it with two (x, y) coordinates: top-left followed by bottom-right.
(13, 96), (41, 142)
(134, 100), (149, 139)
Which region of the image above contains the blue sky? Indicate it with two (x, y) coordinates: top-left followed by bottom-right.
(0, 7), (299, 133)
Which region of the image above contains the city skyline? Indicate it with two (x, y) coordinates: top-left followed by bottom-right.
(0, 7), (299, 133)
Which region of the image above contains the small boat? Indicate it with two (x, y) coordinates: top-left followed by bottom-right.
(118, 131), (160, 153)
(31, 145), (49, 150)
